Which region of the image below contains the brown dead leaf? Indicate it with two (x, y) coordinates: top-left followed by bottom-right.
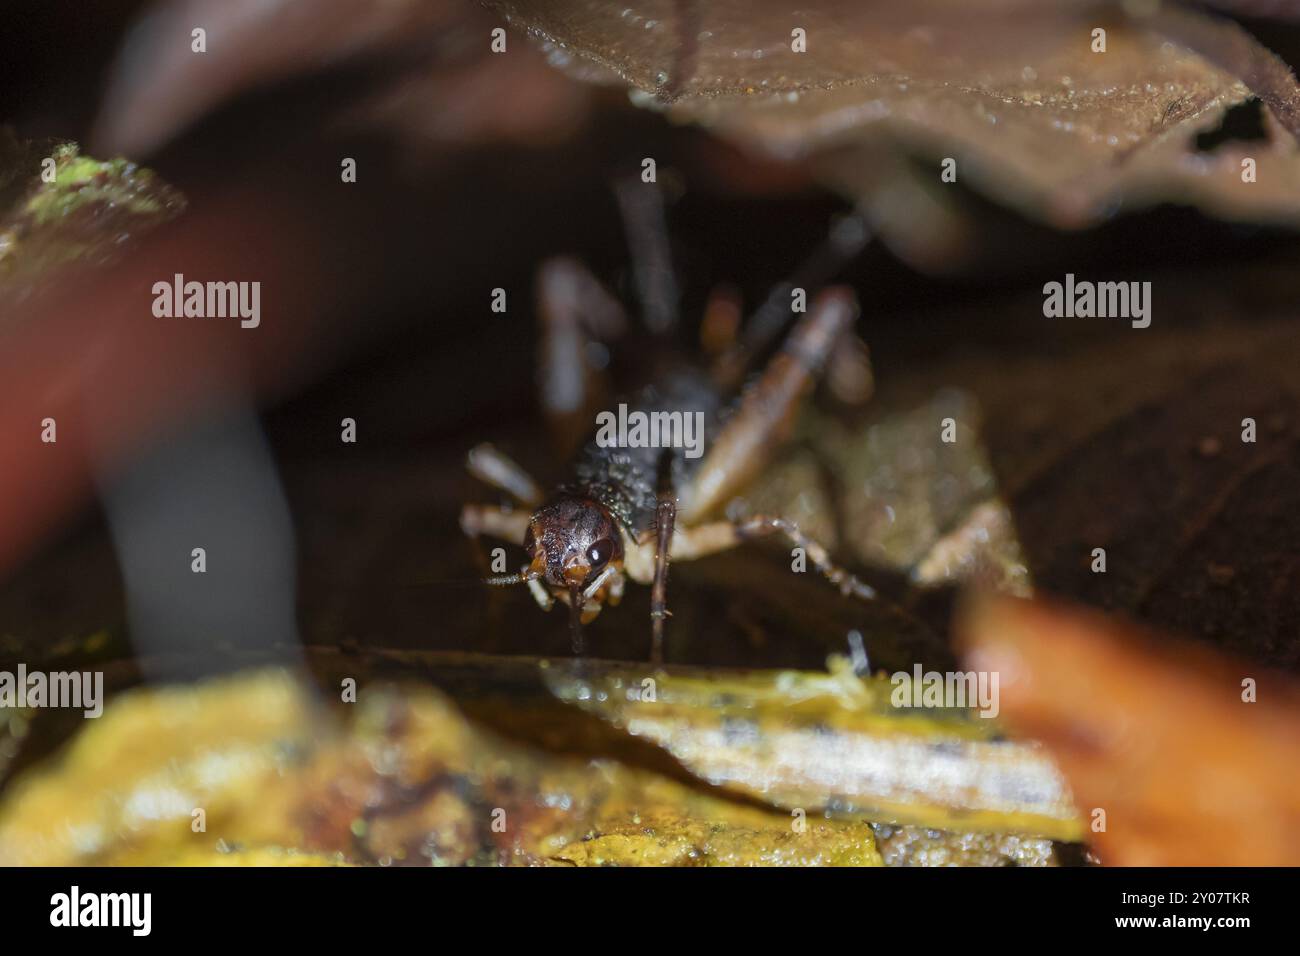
(489, 0), (1300, 229)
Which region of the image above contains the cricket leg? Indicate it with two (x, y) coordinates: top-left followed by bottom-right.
(465, 443), (543, 508)
(665, 516), (877, 603)
(825, 332), (874, 407)
(614, 176), (679, 334)
(461, 503), (535, 628)
(736, 515), (877, 601)
(649, 495), (676, 665)
(698, 283), (743, 358)
(537, 256), (628, 450)
(459, 503), (530, 548)
(460, 503), (531, 606)
(678, 287), (859, 526)
(462, 448), (541, 613)
(712, 213), (870, 390)
(527, 577), (555, 612)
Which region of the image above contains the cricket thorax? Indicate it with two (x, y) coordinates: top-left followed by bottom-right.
(562, 370), (724, 536)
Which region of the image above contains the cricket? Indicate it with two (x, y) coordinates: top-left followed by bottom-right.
(461, 182), (879, 663)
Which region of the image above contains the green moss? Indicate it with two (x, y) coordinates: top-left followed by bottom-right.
(23, 147), (168, 226)
(0, 137), (185, 295)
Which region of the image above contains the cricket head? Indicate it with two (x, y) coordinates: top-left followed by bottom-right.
(482, 495), (625, 650)
(523, 495), (623, 600)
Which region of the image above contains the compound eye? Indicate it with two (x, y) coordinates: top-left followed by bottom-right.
(587, 538), (615, 569)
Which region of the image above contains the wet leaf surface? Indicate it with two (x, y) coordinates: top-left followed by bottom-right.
(871, 822), (1059, 867)
(0, 667), (892, 866)
(543, 656), (1080, 840)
